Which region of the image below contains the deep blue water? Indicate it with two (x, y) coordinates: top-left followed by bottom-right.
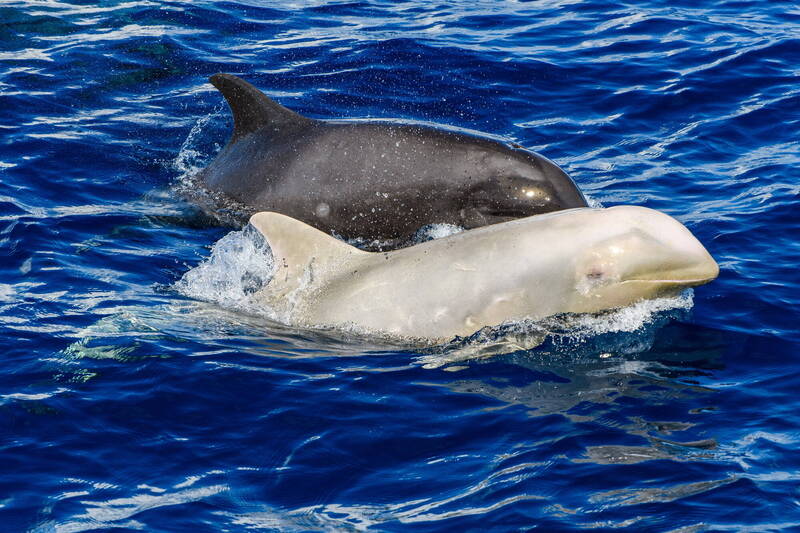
(2, 1), (800, 531)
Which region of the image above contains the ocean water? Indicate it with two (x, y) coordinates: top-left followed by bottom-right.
(1, 0), (799, 531)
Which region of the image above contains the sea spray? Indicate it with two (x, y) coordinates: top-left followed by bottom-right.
(175, 225), (275, 316)
(416, 292), (695, 368)
(173, 107), (224, 179)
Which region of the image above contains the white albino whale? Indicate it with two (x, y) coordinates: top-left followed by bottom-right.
(249, 206), (718, 343)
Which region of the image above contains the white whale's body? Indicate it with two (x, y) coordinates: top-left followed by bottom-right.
(250, 206), (718, 343)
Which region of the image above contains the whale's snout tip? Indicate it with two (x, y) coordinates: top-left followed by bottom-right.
(661, 214), (719, 287)
(686, 250), (719, 286)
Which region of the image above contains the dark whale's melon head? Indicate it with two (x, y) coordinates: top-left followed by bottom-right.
(459, 149), (588, 228)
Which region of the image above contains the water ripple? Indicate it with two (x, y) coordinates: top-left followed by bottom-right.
(1, 0), (798, 530)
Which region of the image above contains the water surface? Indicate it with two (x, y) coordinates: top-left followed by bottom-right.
(1, 0), (799, 531)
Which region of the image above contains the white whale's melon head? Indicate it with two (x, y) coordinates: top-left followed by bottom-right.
(564, 206), (718, 314)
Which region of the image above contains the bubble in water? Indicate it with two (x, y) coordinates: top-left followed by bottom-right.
(174, 226), (275, 315)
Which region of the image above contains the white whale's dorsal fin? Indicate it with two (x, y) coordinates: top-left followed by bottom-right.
(209, 73), (313, 142)
(250, 212), (369, 303)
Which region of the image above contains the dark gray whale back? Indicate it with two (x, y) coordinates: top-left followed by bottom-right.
(196, 73), (588, 247)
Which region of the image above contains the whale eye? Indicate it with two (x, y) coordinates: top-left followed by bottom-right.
(577, 265), (608, 296)
(586, 267), (604, 281)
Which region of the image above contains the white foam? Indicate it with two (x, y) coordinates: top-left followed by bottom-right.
(174, 226), (275, 317)
(539, 291), (694, 341)
(586, 194), (603, 208)
(416, 292), (694, 368)
(412, 223), (464, 242)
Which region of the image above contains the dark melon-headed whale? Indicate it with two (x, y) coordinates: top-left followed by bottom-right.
(195, 73), (588, 247)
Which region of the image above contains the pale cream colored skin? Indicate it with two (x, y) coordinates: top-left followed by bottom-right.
(250, 206), (718, 343)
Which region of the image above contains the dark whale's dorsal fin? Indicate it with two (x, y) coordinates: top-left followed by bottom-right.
(209, 73), (312, 141)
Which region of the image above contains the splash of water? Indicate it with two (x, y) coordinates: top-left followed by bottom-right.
(169, 108), (254, 226)
(416, 292), (695, 368)
(174, 226), (275, 316)
(412, 223), (464, 242)
(173, 107), (223, 179)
